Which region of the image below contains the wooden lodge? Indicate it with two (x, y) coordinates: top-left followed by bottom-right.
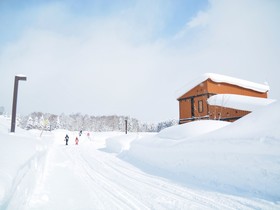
(177, 73), (270, 124)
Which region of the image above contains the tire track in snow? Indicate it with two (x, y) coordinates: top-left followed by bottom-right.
(79, 148), (231, 210)
(78, 143), (277, 210)
(100, 159), (248, 210)
(104, 161), (272, 210)
(109, 156), (278, 210)
(24, 136), (278, 210)
(75, 146), (226, 209)
(65, 147), (150, 210)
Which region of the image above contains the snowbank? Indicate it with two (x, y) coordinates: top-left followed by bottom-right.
(105, 134), (139, 153)
(125, 102), (280, 201)
(158, 120), (230, 140)
(90, 132), (124, 149)
(106, 133), (156, 153)
(0, 116), (50, 208)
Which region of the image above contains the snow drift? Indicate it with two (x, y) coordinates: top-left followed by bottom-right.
(0, 117), (50, 209)
(124, 101), (280, 201)
(105, 133), (139, 153)
(105, 133), (155, 153)
(158, 120), (230, 140)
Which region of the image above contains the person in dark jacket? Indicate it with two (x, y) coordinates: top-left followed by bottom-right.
(65, 134), (69, 145)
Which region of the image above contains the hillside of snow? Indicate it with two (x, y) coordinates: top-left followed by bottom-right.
(121, 101), (280, 202)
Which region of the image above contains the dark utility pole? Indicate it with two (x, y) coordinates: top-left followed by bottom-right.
(11, 75), (27, 133)
(125, 119), (128, 134)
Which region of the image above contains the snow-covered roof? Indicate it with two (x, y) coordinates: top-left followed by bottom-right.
(207, 94), (276, 111)
(16, 74), (27, 77)
(176, 73), (270, 99)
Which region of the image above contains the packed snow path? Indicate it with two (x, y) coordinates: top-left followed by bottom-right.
(9, 133), (278, 210)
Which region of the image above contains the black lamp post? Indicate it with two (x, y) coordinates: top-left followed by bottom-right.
(11, 75), (27, 133)
(125, 119), (128, 134)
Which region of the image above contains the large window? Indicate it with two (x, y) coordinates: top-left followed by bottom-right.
(198, 100), (203, 113)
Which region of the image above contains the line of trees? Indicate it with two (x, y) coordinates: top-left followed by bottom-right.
(18, 112), (178, 132)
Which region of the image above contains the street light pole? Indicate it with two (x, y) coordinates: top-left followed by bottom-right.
(125, 119), (128, 134)
(11, 75), (27, 133)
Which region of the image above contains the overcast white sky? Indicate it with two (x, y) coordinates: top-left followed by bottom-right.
(0, 0), (280, 122)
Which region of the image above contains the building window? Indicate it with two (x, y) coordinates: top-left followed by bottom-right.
(198, 100), (203, 113)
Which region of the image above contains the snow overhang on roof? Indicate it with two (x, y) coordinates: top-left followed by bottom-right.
(207, 94), (276, 111)
(176, 73), (270, 99)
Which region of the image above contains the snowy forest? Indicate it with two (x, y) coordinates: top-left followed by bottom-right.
(17, 112), (178, 132)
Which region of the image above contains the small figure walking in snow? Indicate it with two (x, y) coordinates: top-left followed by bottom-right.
(87, 132), (91, 141)
(75, 137), (79, 145)
(79, 130), (82, 137)
(65, 134), (69, 145)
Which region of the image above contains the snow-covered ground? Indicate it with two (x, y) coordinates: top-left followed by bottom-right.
(0, 102), (280, 210)
(125, 102), (280, 202)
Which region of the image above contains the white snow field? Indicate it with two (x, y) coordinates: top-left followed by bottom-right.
(0, 102), (280, 210)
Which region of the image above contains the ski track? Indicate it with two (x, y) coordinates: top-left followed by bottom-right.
(66, 149), (149, 210)
(15, 134), (279, 210)
(78, 149), (217, 209)
(77, 146), (275, 210)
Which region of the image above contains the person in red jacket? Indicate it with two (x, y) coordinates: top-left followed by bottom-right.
(75, 137), (79, 145)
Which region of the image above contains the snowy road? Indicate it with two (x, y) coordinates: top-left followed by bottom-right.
(9, 133), (277, 210)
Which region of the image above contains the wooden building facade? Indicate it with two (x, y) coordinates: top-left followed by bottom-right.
(177, 74), (269, 124)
